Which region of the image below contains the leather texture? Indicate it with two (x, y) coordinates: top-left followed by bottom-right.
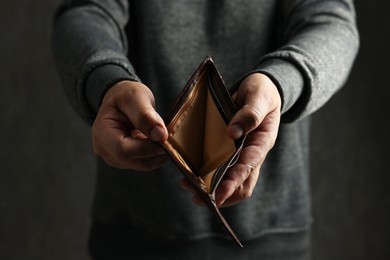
(161, 57), (246, 247)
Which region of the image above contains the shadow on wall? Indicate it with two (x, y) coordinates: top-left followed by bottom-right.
(0, 1), (95, 260)
(310, 1), (390, 260)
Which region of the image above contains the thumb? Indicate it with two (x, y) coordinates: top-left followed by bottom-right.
(227, 73), (280, 139)
(113, 81), (168, 142)
(227, 88), (265, 140)
(228, 104), (265, 140)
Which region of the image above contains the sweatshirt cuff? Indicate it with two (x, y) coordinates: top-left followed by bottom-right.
(254, 58), (305, 117)
(85, 64), (139, 113)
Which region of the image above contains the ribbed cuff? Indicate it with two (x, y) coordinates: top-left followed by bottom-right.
(255, 58), (304, 116)
(85, 64), (140, 113)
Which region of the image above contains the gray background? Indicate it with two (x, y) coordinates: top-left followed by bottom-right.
(0, 1), (389, 259)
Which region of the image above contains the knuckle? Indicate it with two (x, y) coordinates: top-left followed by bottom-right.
(115, 142), (130, 159)
(242, 105), (263, 128)
(262, 132), (277, 151)
(135, 109), (157, 130)
(242, 189), (253, 200)
(237, 186), (253, 200)
(138, 109), (155, 123)
(116, 88), (134, 105)
(241, 161), (257, 174)
(232, 162), (258, 200)
(233, 163), (252, 178)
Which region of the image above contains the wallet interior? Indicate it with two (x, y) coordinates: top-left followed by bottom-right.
(165, 67), (236, 193)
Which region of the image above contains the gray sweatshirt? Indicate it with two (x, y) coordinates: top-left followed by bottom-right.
(52, 0), (359, 242)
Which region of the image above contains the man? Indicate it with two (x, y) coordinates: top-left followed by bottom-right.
(52, 0), (359, 259)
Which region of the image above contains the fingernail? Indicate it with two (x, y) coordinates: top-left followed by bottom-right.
(231, 124), (244, 139)
(150, 125), (164, 142)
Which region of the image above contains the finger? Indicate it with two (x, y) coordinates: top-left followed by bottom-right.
(120, 136), (167, 159)
(218, 165), (260, 207)
(215, 138), (265, 206)
(130, 129), (148, 139)
(103, 153), (168, 171)
(228, 82), (265, 139)
(215, 162), (253, 206)
(93, 124), (168, 170)
(228, 104), (265, 139)
(227, 73), (280, 139)
(95, 125), (168, 170)
(216, 114), (279, 206)
(94, 121), (166, 157)
(115, 82), (168, 142)
(126, 155), (168, 171)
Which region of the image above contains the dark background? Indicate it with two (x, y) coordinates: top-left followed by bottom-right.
(0, 1), (389, 259)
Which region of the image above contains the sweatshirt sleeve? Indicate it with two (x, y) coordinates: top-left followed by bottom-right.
(52, 0), (139, 125)
(255, 0), (359, 123)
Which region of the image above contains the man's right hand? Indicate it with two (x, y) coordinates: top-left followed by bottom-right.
(92, 80), (169, 171)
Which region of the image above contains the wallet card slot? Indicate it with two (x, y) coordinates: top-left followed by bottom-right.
(207, 65), (237, 125)
(199, 86), (236, 192)
(166, 69), (208, 175)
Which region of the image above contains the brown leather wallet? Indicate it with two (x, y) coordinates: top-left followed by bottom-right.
(161, 56), (246, 247)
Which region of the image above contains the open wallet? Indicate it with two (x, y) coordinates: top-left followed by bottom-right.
(161, 56), (246, 247)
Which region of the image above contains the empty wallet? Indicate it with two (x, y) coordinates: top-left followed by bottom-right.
(161, 56), (246, 247)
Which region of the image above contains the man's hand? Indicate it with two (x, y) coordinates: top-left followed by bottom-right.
(92, 80), (168, 171)
(182, 73), (281, 207)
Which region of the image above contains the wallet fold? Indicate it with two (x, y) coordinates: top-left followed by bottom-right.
(162, 56), (246, 247)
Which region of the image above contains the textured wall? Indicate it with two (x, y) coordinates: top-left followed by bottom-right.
(0, 1), (95, 259)
(310, 1), (390, 259)
(0, 1), (389, 259)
